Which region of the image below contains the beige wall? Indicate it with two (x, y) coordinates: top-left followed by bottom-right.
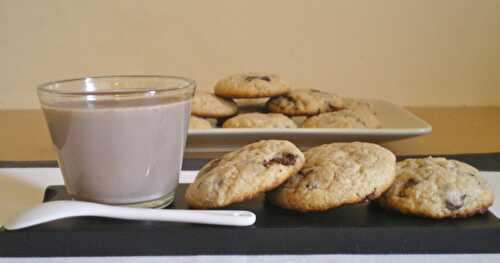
(1, 0), (499, 109)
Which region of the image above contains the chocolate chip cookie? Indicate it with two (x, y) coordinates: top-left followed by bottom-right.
(189, 115), (212, 129)
(268, 142), (396, 212)
(379, 157), (494, 219)
(191, 91), (238, 118)
(185, 140), (305, 208)
(301, 108), (382, 128)
(222, 113), (297, 128)
(342, 98), (374, 112)
(266, 89), (344, 116)
(214, 73), (289, 98)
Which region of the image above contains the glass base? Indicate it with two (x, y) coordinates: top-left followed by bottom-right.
(69, 190), (175, 209)
(118, 192), (175, 209)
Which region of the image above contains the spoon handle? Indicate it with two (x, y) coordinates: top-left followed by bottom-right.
(4, 201), (256, 230)
(98, 206), (256, 226)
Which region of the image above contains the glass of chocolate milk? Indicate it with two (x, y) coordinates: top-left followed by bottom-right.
(38, 75), (195, 208)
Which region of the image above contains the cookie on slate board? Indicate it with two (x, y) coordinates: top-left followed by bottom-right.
(266, 89), (344, 116)
(268, 142), (396, 212)
(379, 157), (494, 219)
(223, 113), (297, 128)
(191, 91), (238, 118)
(185, 140), (305, 208)
(189, 115), (212, 129)
(301, 108), (382, 128)
(214, 73), (290, 98)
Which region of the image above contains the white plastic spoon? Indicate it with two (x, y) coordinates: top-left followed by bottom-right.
(3, 200), (256, 230)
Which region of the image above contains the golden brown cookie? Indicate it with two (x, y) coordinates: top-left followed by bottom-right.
(222, 113), (297, 128)
(379, 157), (494, 219)
(185, 140), (305, 208)
(214, 73), (289, 98)
(266, 89), (343, 116)
(268, 142), (396, 212)
(301, 109), (382, 128)
(191, 91), (238, 118)
(341, 98), (374, 112)
(189, 115), (212, 129)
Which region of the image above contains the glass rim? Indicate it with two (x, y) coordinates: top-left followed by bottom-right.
(37, 75), (196, 96)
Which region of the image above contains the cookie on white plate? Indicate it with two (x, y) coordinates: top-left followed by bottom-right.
(266, 89), (343, 116)
(214, 73), (289, 98)
(301, 108), (381, 128)
(188, 115), (212, 129)
(223, 113), (297, 128)
(191, 91), (238, 118)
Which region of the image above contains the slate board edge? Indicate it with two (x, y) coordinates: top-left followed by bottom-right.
(1, 227), (500, 257)
(1, 152), (500, 171)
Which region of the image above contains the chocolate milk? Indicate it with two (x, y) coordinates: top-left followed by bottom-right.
(43, 99), (191, 205)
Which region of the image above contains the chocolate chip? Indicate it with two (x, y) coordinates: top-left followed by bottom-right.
(279, 95), (297, 107)
(245, 75), (271, 82)
(364, 189), (378, 202)
(216, 179), (225, 187)
(404, 178), (419, 188)
(273, 95), (293, 103)
(445, 194), (466, 211)
(278, 95), (299, 109)
(398, 178), (419, 198)
(263, 153), (297, 167)
(306, 181), (319, 190)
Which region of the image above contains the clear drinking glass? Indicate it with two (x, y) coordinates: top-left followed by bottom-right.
(38, 75), (196, 208)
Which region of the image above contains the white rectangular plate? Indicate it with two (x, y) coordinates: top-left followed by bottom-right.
(186, 99), (431, 153)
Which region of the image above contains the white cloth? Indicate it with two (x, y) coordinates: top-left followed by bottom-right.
(0, 168), (499, 262)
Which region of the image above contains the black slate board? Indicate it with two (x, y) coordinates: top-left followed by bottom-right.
(1, 152), (500, 257)
(1, 184), (500, 257)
